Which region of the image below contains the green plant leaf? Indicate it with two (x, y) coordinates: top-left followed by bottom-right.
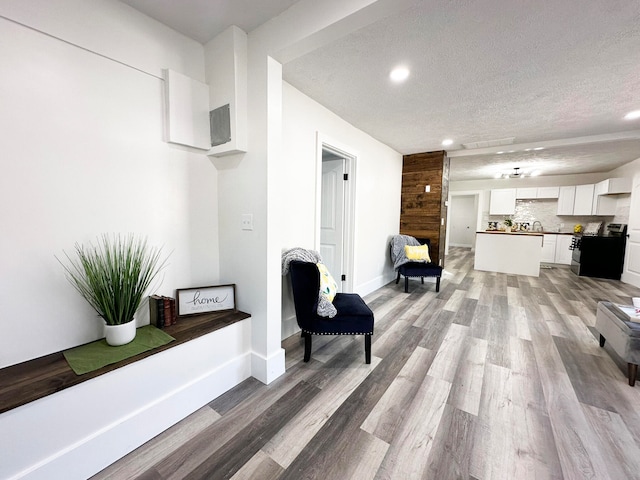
(57, 234), (169, 325)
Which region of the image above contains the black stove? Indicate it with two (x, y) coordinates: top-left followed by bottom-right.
(570, 224), (627, 280)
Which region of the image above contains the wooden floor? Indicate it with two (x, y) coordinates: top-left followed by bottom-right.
(93, 248), (640, 480)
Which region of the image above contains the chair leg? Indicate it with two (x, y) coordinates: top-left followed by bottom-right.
(599, 334), (606, 347)
(395, 271), (401, 284)
(405, 276), (409, 293)
(365, 335), (371, 364)
(436, 276), (441, 292)
(303, 334), (312, 362)
(421, 277), (424, 284)
(629, 363), (637, 387)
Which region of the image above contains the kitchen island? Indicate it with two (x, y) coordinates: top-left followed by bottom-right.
(474, 231), (544, 277)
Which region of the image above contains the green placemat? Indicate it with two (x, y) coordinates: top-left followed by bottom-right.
(63, 325), (175, 375)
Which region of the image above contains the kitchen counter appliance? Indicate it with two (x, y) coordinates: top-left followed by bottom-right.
(570, 224), (627, 279)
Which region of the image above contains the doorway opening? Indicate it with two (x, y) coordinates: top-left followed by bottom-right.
(446, 191), (483, 254)
(317, 135), (356, 293)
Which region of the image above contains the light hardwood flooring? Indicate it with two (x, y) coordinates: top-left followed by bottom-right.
(93, 248), (640, 480)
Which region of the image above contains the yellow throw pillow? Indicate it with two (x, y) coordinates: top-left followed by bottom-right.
(317, 263), (338, 302)
(405, 244), (431, 262)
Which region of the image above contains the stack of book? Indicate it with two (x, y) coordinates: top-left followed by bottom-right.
(149, 295), (177, 328)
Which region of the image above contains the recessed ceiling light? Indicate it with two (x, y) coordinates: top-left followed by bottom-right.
(389, 67), (410, 82)
(625, 110), (640, 120)
(533, 147), (544, 151)
(524, 148), (531, 151)
(442, 139), (453, 146)
(497, 151), (504, 154)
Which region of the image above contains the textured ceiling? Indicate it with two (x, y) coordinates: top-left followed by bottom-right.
(121, 0), (640, 181)
(450, 139), (640, 181)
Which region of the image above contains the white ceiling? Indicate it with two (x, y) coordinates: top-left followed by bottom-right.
(120, 0), (299, 44)
(120, 0), (640, 181)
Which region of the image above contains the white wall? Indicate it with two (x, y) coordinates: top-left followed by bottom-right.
(0, 2), (257, 478)
(280, 82), (402, 337)
(449, 195), (477, 247)
(0, 0), (205, 81)
(0, 3), (220, 368)
(215, 0), (414, 381)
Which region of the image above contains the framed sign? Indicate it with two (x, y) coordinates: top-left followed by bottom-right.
(176, 284), (236, 317)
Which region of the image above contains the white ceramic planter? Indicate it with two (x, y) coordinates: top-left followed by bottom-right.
(104, 320), (136, 346)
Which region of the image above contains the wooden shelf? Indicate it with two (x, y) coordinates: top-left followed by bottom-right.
(0, 310), (250, 414)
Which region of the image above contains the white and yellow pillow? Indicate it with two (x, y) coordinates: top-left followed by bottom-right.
(317, 262), (338, 302)
(404, 244), (431, 262)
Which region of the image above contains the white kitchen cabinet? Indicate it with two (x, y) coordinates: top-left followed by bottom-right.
(574, 184), (594, 215)
(554, 235), (573, 265)
(592, 194), (617, 216)
(591, 178), (630, 216)
(597, 178), (632, 195)
(541, 234), (557, 263)
(516, 187), (538, 199)
(557, 186), (576, 215)
(594, 180), (607, 197)
(490, 188), (516, 215)
(536, 186), (560, 198)
(516, 186), (560, 199)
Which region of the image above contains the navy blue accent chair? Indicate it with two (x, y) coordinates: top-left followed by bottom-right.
(394, 238), (443, 293)
(289, 261), (374, 363)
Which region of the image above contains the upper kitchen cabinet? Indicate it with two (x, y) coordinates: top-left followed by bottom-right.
(557, 186), (576, 215)
(592, 177), (631, 215)
(516, 186), (559, 199)
(536, 186), (560, 198)
(516, 187), (537, 199)
(490, 188), (516, 215)
(573, 184), (594, 215)
(596, 178), (632, 195)
(593, 180), (616, 215)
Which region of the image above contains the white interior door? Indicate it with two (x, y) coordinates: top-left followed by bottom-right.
(449, 195), (476, 247)
(320, 157), (345, 290)
(622, 177), (640, 287)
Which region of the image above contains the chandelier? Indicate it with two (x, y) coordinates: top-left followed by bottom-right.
(495, 167), (526, 179)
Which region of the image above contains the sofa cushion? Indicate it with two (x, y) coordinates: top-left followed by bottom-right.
(302, 293), (374, 335)
(317, 262), (338, 303)
(405, 244), (431, 262)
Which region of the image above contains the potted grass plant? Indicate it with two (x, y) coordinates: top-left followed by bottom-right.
(58, 234), (168, 346)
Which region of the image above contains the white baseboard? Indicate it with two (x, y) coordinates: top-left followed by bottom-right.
(1, 320), (252, 480)
(250, 347), (286, 385)
(281, 314), (300, 340)
(357, 271), (396, 297)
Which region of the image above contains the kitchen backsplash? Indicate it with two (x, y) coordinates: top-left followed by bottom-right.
(486, 199), (628, 233)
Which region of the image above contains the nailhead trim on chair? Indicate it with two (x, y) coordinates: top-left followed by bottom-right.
(303, 330), (373, 336)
